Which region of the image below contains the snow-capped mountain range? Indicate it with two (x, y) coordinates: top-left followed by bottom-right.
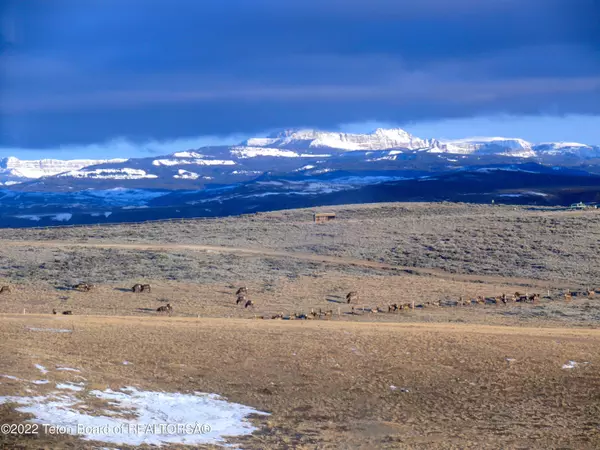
(2, 128), (600, 190)
(0, 156), (127, 185)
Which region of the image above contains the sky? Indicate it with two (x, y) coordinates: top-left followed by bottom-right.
(1, 0), (600, 159)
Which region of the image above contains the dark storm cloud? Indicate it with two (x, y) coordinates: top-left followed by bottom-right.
(1, 0), (599, 146)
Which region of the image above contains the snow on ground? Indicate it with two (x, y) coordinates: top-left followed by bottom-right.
(56, 367), (81, 373)
(58, 168), (158, 180)
(0, 386), (268, 447)
(173, 169), (200, 180)
(152, 158), (235, 166)
(172, 151), (205, 158)
(52, 213), (72, 222)
(230, 146), (300, 158)
(35, 364), (48, 375)
(56, 382), (85, 391)
(14, 215), (42, 221)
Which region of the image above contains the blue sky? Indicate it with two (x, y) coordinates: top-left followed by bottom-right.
(1, 0), (600, 159)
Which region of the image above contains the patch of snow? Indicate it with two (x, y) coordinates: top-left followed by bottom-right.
(173, 169), (200, 180)
(1, 375), (19, 380)
(58, 168), (158, 180)
(122, 361), (132, 365)
(231, 170), (262, 175)
(294, 165), (316, 171)
(172, 151), (205, 158)
(52, 213), (72, 222)
(230, 146), (300, 158)
(31, 380), (50, 385)
(0, 386), (268, 447)
(562, 361), (578, 369)
(35, 364), (48, 375)
(152, 158), (235, 166)
(56, 367), (81, 373)
(57, 382), (85, 392)
(15, 215), (41, 221)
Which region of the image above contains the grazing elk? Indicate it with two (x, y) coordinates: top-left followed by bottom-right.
(236, 286), (248, 296)
(588, 290), (595, 298)
(52, 309), (57, 315)
(62, 310), (73, 315)
(244, 299), (254, 309)
(157, 303), (173, 315)
(236, 294), (247, 305)
(132, 284), (151, 293)
(0, 285), (11, 294)
(74, 283), (93, 292)
(564, 292), (573, 303)
(346, 291), (359, 304)
(388, 303), (399, 312)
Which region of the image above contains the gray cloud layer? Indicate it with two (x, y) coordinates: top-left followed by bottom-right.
(1, 0), (599, 146)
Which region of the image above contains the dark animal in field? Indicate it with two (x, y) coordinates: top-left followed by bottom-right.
(294, 312), (307, 320)
(236, 294), (247, 305)
(346, 291), (359, 304)
(74, 283), (93, 292)
(236, 286), (248, 296)
(52, 309), (57, 315)
(388, 303), (399, 312)
(132, 284), (151, 293)
(500, 294), (508, 305)
(271, 313), (284, 319)
(244, 300), (254, 309)
(62, 310), (73, 315)
(157, 303), (173, 314)
(0, 285), (11, 294)
(529, 293), (540, 303)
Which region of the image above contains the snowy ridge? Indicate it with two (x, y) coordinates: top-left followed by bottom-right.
(57, 168), (158, 180)
(0, 157), (127, 179)
(243, 128), (431, 151)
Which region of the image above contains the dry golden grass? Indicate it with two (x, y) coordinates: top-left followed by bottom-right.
(1, 315), (600, 449)
(1, 202), (600, 448)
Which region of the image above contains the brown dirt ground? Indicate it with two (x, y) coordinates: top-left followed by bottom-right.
(1, 315), (599, 449)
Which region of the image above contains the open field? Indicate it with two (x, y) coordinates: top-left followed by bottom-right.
(1, 202), (600, 448)
(1, 316), (600, 449)
(2, 202), (600, 284)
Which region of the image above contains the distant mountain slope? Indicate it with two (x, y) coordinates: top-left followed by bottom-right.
(3, 127), (600, 191)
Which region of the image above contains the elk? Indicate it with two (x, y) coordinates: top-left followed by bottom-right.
(52, 309), (57, 315)
(236, 294), (247, 305)
(388, 303), (399, 312)
(62, 310), (73, 315)
(74, 283), (93, 292)
(346, 291), (359, 304)
(244, 299), (254, 309)
(236, 286), (248, 296)
(157, 303), (173, 315)
(0, 285), (11, 294)
(132, 284), (151, 293)
(588, 290), (595, 298)
(564, 292), (573, 303)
